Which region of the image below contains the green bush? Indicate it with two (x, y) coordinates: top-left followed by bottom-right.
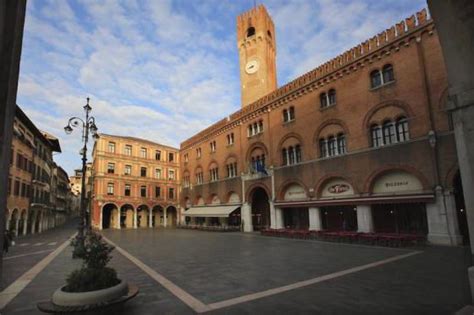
(66, 232), (119, 292)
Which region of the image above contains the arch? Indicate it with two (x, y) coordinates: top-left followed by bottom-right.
(120, 204), (134, 228)
(364, 165), (430, 193)
(207, 159), (218, 170)
(249, 186), (270, 231)
(227, 191), (241, 204)
(137, 204), (150, 228)
(315, 175), (357, 198)
(208, 194), (221, 205)
(277, 132), (305, 153)
(445, 164), (460, 190)
(245, 141), (269, 163)
(195, 195), (205, 206)
(102, 203), (119, 229)
(246, 182), (271, 203)
(18, 209), (27, 235)
(277, 179), (309, 201)
(247, 26), (255, 37)
(9, 208), (19, 234)
(166, 205), (177, 227)
(313, 119), (349, 145)
(363, 100), (414, 130)
(152, 205), (164, 227)
(225, 153), (238, 164)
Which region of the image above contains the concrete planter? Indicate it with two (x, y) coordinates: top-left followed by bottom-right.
(52, 280), (128, 306)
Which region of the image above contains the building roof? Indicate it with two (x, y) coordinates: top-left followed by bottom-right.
(41, 131), (62, 152)
(180, 8), (432, 150)
(99, 133), (178, 151)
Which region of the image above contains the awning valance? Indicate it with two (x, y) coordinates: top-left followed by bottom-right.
(184, 205), (241, 217)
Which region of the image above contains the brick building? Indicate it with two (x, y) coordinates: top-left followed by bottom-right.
(179, 5), (467, 245)
(91, 134), (180, 229)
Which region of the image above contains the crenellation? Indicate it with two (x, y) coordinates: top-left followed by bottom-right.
(406, 15), (417, 30)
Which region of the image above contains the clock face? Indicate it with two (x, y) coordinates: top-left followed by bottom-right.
(245, 59), (259, 74)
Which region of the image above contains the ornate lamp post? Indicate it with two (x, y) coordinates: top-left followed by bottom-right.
(64, 97), (99, 250)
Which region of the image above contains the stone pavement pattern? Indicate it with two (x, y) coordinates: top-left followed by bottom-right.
(1, 225), (471, 314)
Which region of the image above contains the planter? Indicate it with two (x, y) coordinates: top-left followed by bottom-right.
(52, 280), (128, 307)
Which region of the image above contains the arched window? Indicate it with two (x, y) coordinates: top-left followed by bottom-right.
(319, 139), (327, 158)
(396, 116), (409, 142)
(282, 148), (288, 166)
(382, 64), (394, 83)
(282, 109), (288, 122)
(247, 27), (255, 37)
(328, 89), (336, 105)
(371, 70), (382, 88)
(289, 106), (295, 120)
(288, 146), (295, 165)
(267, 30), (272, 38)
(382, 120), (396, 145)
(320, 92), (328, 108)
(328, 136), (337, 156)
(337, 133), (346, 154)
(371, 124), (382, 147)
(295, 144), (302, 163)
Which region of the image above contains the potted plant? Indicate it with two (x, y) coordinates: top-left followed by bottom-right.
(38, 232), (138, 312)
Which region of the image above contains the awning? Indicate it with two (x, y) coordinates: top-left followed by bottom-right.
(184, 205), (241, 217)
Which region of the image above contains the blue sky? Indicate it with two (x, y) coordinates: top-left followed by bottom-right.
(17, 0), (427, 175)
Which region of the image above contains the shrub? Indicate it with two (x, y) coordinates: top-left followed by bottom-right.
(66, 232), (119, 292)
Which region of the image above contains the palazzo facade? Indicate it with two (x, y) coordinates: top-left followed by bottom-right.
(91, 134), (180, 230)
(179, 5), (467, 245)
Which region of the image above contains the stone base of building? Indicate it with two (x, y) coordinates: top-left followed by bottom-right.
(427, 233), (463, 246)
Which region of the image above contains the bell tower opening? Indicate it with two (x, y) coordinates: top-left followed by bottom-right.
(237, 5), (277, 108)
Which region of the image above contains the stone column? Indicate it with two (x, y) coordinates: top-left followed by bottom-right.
(116, 210), (121, 229)
(163, 208), (167, 227)
(149, 209), (153, 228)
(274, 207), (284, 229)
(269, 201), (276, 229)
(427, 188), (463, 245)
(308, 207), (322, 231)
(14, 218), (19, 236)
(356, 205), (374, 233)
(23, 218), (27, 235)
(241, 203), (253, 232)
(133, 209), (137, 229)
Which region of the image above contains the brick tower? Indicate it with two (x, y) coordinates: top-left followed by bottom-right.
(237, 5), (277, 108)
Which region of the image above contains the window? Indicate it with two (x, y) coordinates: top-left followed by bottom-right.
(155, 150), (161, 160)
(8, 178), (11, 195)
(320, 134), (346, 158)
(21, 183), (26, 197)
(124, 165), (131, 175)
(168, 188), (175, 200)
(196, 172), (203, 185)
(125, 145), (132, 156)
(140, 147), (147, 158)
(183, 175), (191, 188)
(282, 145), (302, 166)
(140, 167), (147, 177)
(184, 153), (189, 163)
(168, 152), (174, 162)
(251, 154), (266, 172)
(155, 186), (161, 198)
(108, 142), (115, 153)
(247, 26), (255, 37)
(382, 121), (396, 144)
(124, 184), (131, 196)
(210, 141), (216, 153)
(196, 148), (202, 158)
(140, 185), (147, 197)
(168, 169), (175, 180)
(396, 117), (409, 142)
(227, 133), (234, 145)
(107, 163), (115, 174)
(227, 162), (238, 178)
(320, 90), (336, 108)
(210, 167), (219, 182)
(283, 106), (295, 123)
(155, 168), (162, 179)
(337, 134), (346, 154)
(248, 120), (264, 137)
(371, 117), (409, 147)
(371, 64), (395, 88)
(107, 183), (114, 195)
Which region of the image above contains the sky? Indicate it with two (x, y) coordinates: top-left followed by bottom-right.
(17, 0), (427, 176)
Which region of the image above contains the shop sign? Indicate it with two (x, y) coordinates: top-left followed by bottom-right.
(228, 192), (240, 203)
(321, 179), (354, 197)
(328, 184), (350, 194)
(373, 172), (422, 194)
(284, 184), (307, 201)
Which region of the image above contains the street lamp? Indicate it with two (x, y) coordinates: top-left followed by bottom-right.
(64, 97), (99, 252)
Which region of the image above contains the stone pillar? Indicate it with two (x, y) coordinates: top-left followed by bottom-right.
(149, 209), (153, 228)
(116, 211), (121, 229)
(219, 217), (228, 227)
(30, 218), (35, 234)
(133, 209), (137, 229)
(163, 208), (167, 227)
(275, 207), (284, 229)
(356, 205), (374, 233)
(23, 218), (27, 235)
(308, 207), (322, 231)
(427, 188), (463, 245)
(241, 203), (253, 232)
(269, 201), (276, 229)
(14, 218), (19, 236)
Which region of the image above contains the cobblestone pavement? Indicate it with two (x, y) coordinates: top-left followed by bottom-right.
(1, 227), (471, 314)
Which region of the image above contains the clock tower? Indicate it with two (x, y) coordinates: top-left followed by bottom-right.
(237, 5), (277, 108)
